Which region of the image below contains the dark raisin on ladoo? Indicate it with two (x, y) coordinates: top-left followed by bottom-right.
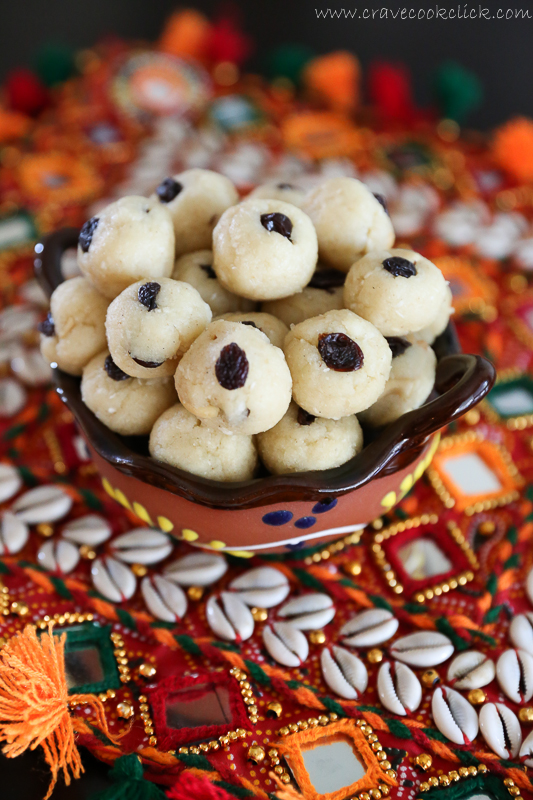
(104, 355), (130, 381)
(79, 217), (99, 253)
(373, 193), (389, 215)
(308, 269), (345, 292)
(200, 264), (217, 279)
(240, 321), (258, 329)
(318, 332), (364, 372)
(215, 343), (249, 390)
(277, 182), (297, 190)
(382, 256), (417, 278)
(38, 312), (55, 337)
(138, 282), (161, 311)
(297, 407), (316, 426)
(132, 357), (164, 369)
(156, 177), (183, 203)
(386, 336), (412, 358)
(260, 212), (293, 242)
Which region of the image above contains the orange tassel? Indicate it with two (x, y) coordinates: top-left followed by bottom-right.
(0, 623), (114, 799)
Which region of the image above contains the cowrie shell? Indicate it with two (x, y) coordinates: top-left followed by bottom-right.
(496, 649), (533, 703)
(0, 512), (29, 555)
(509, 612), (533, 657)
(61, 515), (112, 546)
(0, 378), (27, 417)
(432, 685), (479, 745)
(164, 551), (227, 587)
(340, 608), (399, 648)
(0, 306), (39, 342)
(321, 645), (368, 700)
(141, 575), (187, 622)
(447, 651), (495, 690)
(19, 279), (49, 308)
(10, 346), (52, 386)
(0, 463), (22, 503)
(91, 556), (136, 603)
(527, 567), (533, 607)
(13, 485), (73, 524)
(263, 622), (309, 667)
(206, 592), (254, 642)
(229, 567), (290, 608)
(377, 661), (422, 716)
(111, 529), (172, 565)
(37, 539), (80, 574)
(278, 593), (335, 630)
(519, 729), (533, 768)
(479, 702), (522, 759)
(390, 631), (454, 667)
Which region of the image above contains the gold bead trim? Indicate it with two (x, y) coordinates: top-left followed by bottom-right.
(426, 431), (522, 515)
(138, 694), (157, 746)
(36, 611), (95, 629)
(303, 530), (363, 565)
(110, 630), (132, 684)
(420, 763), (489, 792)
(0, 581), (11, 618)
(230, 666), (259, 724)
(504, 777), (525, 800)
(481, 369), (533, 431)
(176, 727), (247, 755)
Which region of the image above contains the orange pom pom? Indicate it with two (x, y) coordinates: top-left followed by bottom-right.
(492, 117), (533, 182)
(158, 10), (211, 62)
(0, 108), (31, 142)
(303, 51), (360, 114)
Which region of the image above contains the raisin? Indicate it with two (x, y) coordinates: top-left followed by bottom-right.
(240, 320), (258, 329)
(318, 332), (364, 372)
(297, 407), (316, 426)
(308, 268), (345, 292)
(277, 182), (297, 190)
(132, 357), (164, 368)
(104, 355), (130, 381)
(156, 177), (182, 203)
(79, 217), (99, 253)
(200, 264), (217, 279)
(215, 343), (249, 390)
(386, 336), (412, 358)
(38, 312), (55, 337)
(382, 256), (417, 278)
(373, 193), (389, 215)
(260, 212), (293, 242)
(138, 282), (161, 311)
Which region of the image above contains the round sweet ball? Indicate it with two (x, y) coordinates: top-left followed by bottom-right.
(301, 177), (395, 272)
(149, 404), (257, 482)
(416, 285), (454, 344)
(106, 278), (212, 380)
(172, 250), (254, 316)
(175, 320), (292, 435)
(39, 277), (109, 376)
(343, 249), (448, 337)
(247, 181), (305, 207)
(81, 351), (176, 436)
(257, 402), (363, 475)
(215, 312), (289, 349)
(77, 196), (175, 299)
(212, 198), (318, 301)
(152, 169), (238, 257)
(262, 267), (345, 328)
(359, 336), (437, 428)
(284, 309), (392, 419)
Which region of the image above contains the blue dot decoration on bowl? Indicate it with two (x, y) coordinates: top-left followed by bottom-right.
(294, 516), (316, 529)
(262, 510), (293, 526)
(312, 498), (338, 514)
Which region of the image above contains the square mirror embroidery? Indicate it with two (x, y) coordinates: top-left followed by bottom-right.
(299, 737), (367, 795)
(166, 684), (232, 730)
(52, 623), (120, 695)
(441, 453), (502, 496)
(397, 538), (452, 579)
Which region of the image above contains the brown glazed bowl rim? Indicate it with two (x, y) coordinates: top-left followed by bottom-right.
(35, 228), (496, 511)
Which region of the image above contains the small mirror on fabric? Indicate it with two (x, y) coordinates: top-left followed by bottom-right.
(296, 736), (367, 795)
(64, 645), (105, 691)
(397, 538), (453, 580)
(440, 452), (502, 496)
(166, 684), (232, 730)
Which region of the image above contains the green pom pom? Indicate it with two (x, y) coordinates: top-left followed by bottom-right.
(433, 61), (483, 124)
(91, 754), (168, 800)
(264, 43), (315, 85)
(34, 43), (76, 87)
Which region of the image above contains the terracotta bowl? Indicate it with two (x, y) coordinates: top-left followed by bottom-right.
(36, 229), (496, 555)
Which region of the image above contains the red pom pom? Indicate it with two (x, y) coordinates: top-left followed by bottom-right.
(208, 17), (253, 66)
(4, 68), (49, 116)
(167, 772), (233, 800)
(368, 61), (416, 123)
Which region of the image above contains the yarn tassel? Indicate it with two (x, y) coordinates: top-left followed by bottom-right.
(0, 623), (114, 799)
(95, 754), (167, 800)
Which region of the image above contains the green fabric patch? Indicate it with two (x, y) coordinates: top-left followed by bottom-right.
(244, 660), (271, 686)
(435, 617), (469, 650)
(176, 752), (213, 771)
(116, 608), (137, 631)
(320, 696), (345, 716)
(483, 604), (503, 624)
(368, 595), (393, 611)
(386, 718), (412, 739)
(48, 575), (72, 600)
(503, 553), (520, 570)
(93, 754), (167, 800)
(175, 634), (202, 657)
(292, 568), (326, 592)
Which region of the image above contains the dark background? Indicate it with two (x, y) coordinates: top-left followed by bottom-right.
(0, 0), (532, 129)
(0, 0), (531, 796)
